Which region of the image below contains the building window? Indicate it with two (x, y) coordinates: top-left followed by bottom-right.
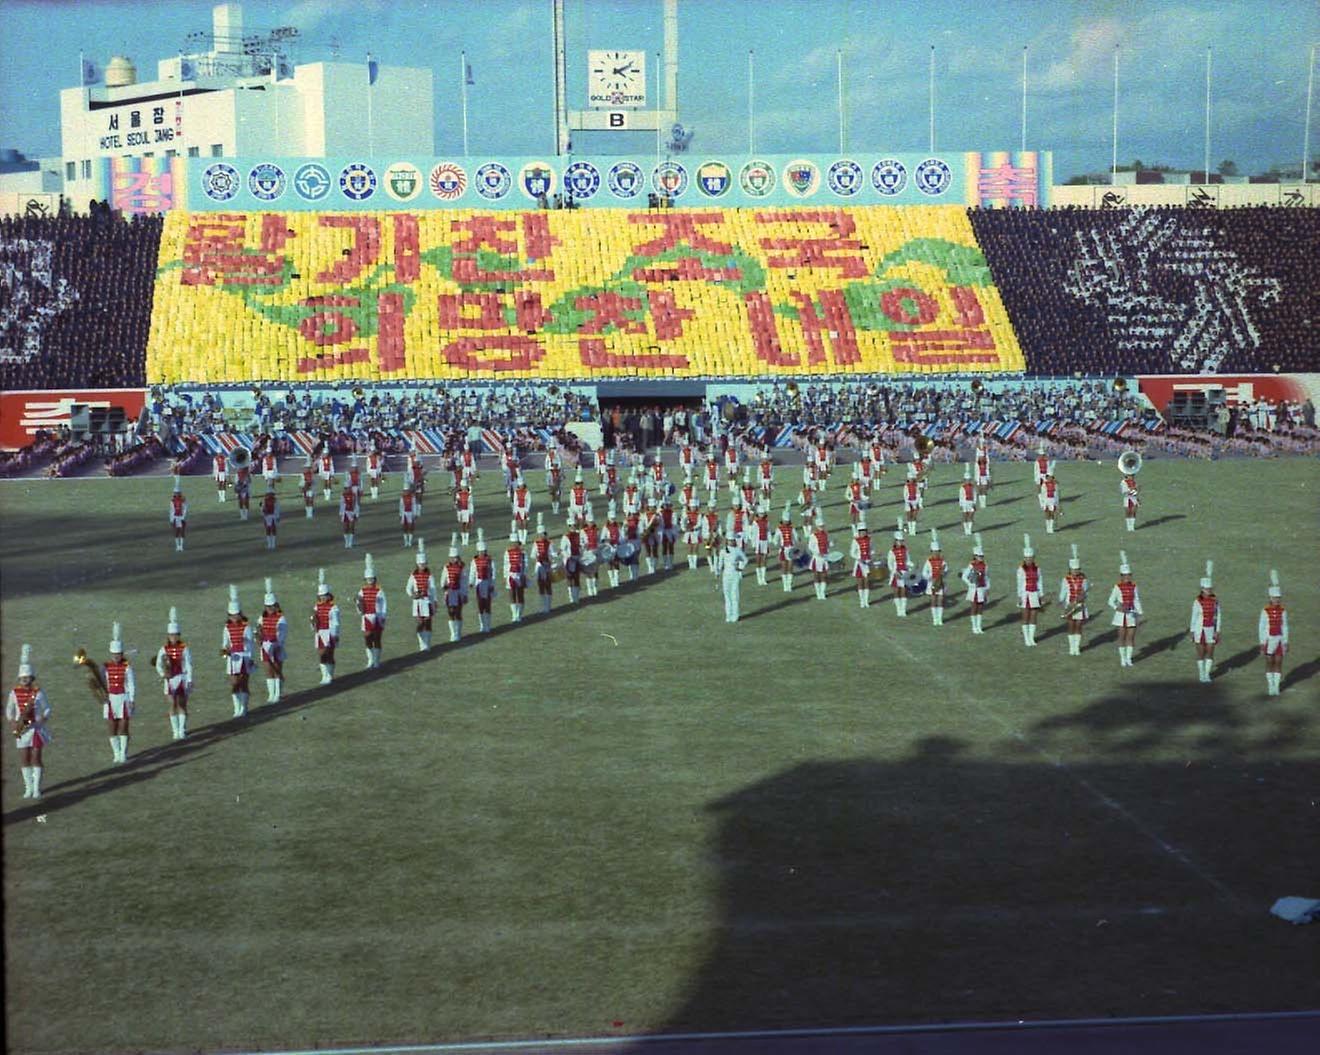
(81, 159), (91, 178)
(210, 144), (224, 157)
(66, 161), (76, 181)
(187, 146), (199, 157)
(166, 149), (177, 158)
(144, 151), (154, 157)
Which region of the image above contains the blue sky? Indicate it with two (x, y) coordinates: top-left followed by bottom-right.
(0, 0), (1316, 177)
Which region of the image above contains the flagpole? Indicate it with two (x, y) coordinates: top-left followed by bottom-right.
(366, 53), (375, 158)
(1204, 47), (1211, 183)
(837, 49), (845, 153)
(1021, 46), (1028, 153)
(1111, 46), (1119, 184)
(655, 50), (662, 175)
(1303, 43), (1315, 184)
(748, 50), (755, 154)
(928, 45), (936, 152)
(461, 50), (470, 156)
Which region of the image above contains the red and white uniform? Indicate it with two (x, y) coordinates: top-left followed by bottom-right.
(1033, 455), (1049, 487)
(814, 444), (831, 475)
(649, 460), (666, 490)
(723, 446), (739, 475)
(301, 466), (315, 504)
(683, 508), (702, 547)
(626, 512), (643, 545)
(312, 598), (340, 649)
(262, 452), (278, 483)
(1017, 561), (1044, 610)
(777, 520), (796, 563)
(903, 479), (922, 511)
(660, 505), (679, 544)
(704, 460), (720, 493)
(582, 522), (601, 564)
(470, 552), (496, 600)
(570, 483), (589, 520)
(888, 543), (909, 589)
(212, 453), (228, 485)
(622, 485), (641, 517)
(975, 451), (990, 487)
(8, 683), (52, 750)
(847, 479), (865, 519)
(222, 618), (253, 676)
(798, 484), (815, 513)
(679, 483), (697, 510)
(101, 657), (136, 721)
(339, 488), (358, 526)
(1059, 571), (1089, 620)
(1121, 475), (1140, 515)
(858, 456), (874, 490)
(442, 559), (467, 607)
(1189, 593), (1221, 644)
(1258, 602), (1289, 656)
(357, 584), (387, 633)
(504, 546), (527, 589)
(1108, 580), (1143, 627)
(258, 609), (288, 664)
(751, 512), (770, 556)
(533, 536), (554, 582)
(850, 532), (873, 579)
(560, 528), (584, 572)
(604, 520), (623, 559)
(408, 568), (437, 618)
(808, 526), (831, 574)
(512, 486), (532, 528)
(156, 640), (193, 697)
(679, 446), (696, 479)
(602, 463), (619, 496)
(367, 451), (384, 484)
(1040, 477), (1059, 512)
(260, 491), (280, 528)
(803, 462), (820, 489)
(758, 459), (774, 492)
(922, 552), (947, 597)
(409, 457), (425, 492)
(348, 466), (362, 499)
(962, 558), (990, 604)
(169, 492), (188, 528)
(399, 491), (419, 528)
(460, 447), (477, 484)
(234, 466), (251, 499)
(725, 508), (748, 547)
(959, 479), (977, 513)
(319, 454), (334, 484)
(740, 483), (757, 510)
(701, 510), (721, 547)
(454, 487), (474, 528)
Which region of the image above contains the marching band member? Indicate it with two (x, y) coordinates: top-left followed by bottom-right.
(683, 499), (703, 571)
(814, 436), (833, 484)
(101, 621), (135, 764)
(301, 456), (316, 518)
(532, 514), (555, 614)
(569, 470), (590, 523)
(339, 474), (359, 549)
(922, 529), (947, 626)
(959, 464), (977, 535)
(622, 474), (642, 518)
(1016, 534), (1043, 647)
(512, 478), (533, 544)
(702, 499), (722, 575)
(703, 452), (720, 503)
(169, 475), (188, 552)
(234, 458), (251, 521)
(601, 455), (619, 501)
(975, 443), (991, 509)
(258, 578), (288, 703)
(802, 459), (821, 498)
(623, 502), (642, 582)
(357, 554), (386, 668)
(311, 569), (341, 684)
(961, 534), (990, 634)
(1121, 470), (1140, 532)
(470, 529), (496, 631)
(222, 585), (253, 717)
(797, 477), (816, 520)
(319, 448), (335, 501)
(454, 480), (474, 547)
(850, 515), (873, 608)
(347, 454), (363, 505)
(858, 451), (874, 495)
(212, 449), (228, 502)
(679, 441), (696, 484)
(1040, 465), (1060, 533)
(725, 495), (749, 562)
(1259, 570), (1289, 695)
(442, 533), (467, 641)
(1033, 442), (1049, 504)
(1189, 561), (1220, 683)
(777, 503), (796, 592)
(887, 519), (911, 616)
(739, 468), (758, 513)
(659, 496), (679, 572)
(366, 447), (384, 500)
(581, 510), (601, 597)
(503, 446), (521, 499)
(902, 465), (922, 535)
(719, 534), (750, 624)
(649, 450), (668, 503)
(460, 440), (478, 489)
(399, 482), (419, 548)
(545, 447), (563, 515)
(560, 516), (585, 604)
(723, 440), (740, 480)
(678, 479), (698, 514)
(869, 436), (888, 491)
(505, 523), (528, 622)
(260, 481), (280, 550)
(261, 447), (279, 490)
(1107, 551), (1143, 667)
(1059, 544), (1089, 655)
(750, 501), (771, 585)
(155, 608), (193, 740)
(603, 503), (624, 589)
(758, 452), (775, 499)
(808, 512), (831, 601)
(408, 451), (426, 508)
(8, 644), (51, 798)
(846, 463), (866, 526)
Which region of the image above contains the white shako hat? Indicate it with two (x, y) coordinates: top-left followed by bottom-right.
(264, 577), (278, 607)
(973, 532), (985, 557)
(584, 506), (595, 523)
(166, 607), (181, 635)
(109, 621), (124, 654)
(575, 468), (583, 482)
(416, 538), (429, 566)
(855, 513), (868, 533)
(930, 528), (941, 551)
(1038, 441), (1046, 455)
(1268, 569), (1281, 599)
(172, 474), (182, 494)
(343, 472), (352, 488)
(781, 502), (792, 522)
(351, 453), (359, 467)
(227, 584), (241, 616)
(536, 512), (547, 536)
(607, 500), (618, 518)
(363, 554), (376, 580)
(963, 463), (971, 480)
(265, 478), (275, 493)
(1046, 460), (1056, 477)
(17, 643), (34, 678)
(1119, 550), (1131, 575)
(317, 568), (330, 596)
(476, 528), (488, 552)
(1022, 533), (1034, 559)
(894, 517), (905, 541)
(906, 463), (917, 478)
(1200, 560), (1213, 591)
(731, 494), (742, 508)
(449, 532), (460, 558)
(1069, 544), (1080, 570)
(813, 510), (824, 527)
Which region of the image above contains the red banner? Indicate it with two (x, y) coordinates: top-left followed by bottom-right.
(0, 389), (146, 450)
(1136, 374), (1314, 414)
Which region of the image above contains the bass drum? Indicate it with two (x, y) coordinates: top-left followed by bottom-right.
(826, 549), (844, 565)
(616, 539), (639, 565)
(597, 541), (617, 564)
(903, 568), (929, 595)
(580, 549), (598, 567)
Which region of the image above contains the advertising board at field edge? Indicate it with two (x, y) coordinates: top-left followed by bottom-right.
(1136, 374), (1320, 413)
(0, 389), (146, 450)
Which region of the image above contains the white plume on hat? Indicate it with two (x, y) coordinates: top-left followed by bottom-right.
(1119, 550), (1131, 575)
(1047, 460), (1056, 476)
(781, 502), (792, 521)
(856, 513), (868, 532)
(973, 532), (984, 556)
(351, 453), (359, 466)
(1038, 441), (1046, 455)
(1069, 543), (1080, 570)
(416, 538), (428, 565)
(906, 463), (917, 478)
(930, 528), (940, 551)
(227, 584), (241, 615)
(166, 607), (181, 635)
(109, 621), (123, 654)
(607, 499), (618, 518)
(363, 554), (376, 580)
(172, 475), (182, 494)
(476, 528), (487, 552)
(963, 464), (971, 480)
(1022, 533), (1034, 558)
(1200, 559), (1213, 591)
(1268, 568), (1281, 598)
(317, 568), (330, 595)
(894, 517), (905, 541)
(814, 511), (824, 527)
(264, 577), (277, 607)
(731, 494), (742, 508)
(343, 472), (352, 487)
(575, 468), (583, 482)
(536, 512), (546, 534)
(17, 643), (34, 678)
(449, 532), (460, 557)
(585, 507), (595, 523)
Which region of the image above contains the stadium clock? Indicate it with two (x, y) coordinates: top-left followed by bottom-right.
(588, 49), (646, 108)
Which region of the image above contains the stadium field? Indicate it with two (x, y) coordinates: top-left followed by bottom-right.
(2, 457), (1318, 1054)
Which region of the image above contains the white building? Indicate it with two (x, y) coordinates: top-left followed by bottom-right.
(47, 3), (433, 211)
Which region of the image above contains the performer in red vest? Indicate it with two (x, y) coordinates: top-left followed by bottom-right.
(1258, 570), (1289, 696)
(356, 554), (386, 668)
(8, 644), (51, 798)
(921, 530), (947, 626)
(222, 585), (253, 717)
(1016, 534), (1044, 646)
(155, 607), (193, 739)
(1107, 551), (1143, 667)
(1059, 544), (1090, 656)
(101, 621), (136, 764)
(310, 569), (341, 684)
(168, 475), (188, 552)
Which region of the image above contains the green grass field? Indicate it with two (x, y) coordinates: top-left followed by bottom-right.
(3, 457), (1318, 1054)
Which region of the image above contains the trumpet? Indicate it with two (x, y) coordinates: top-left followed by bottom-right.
(73, 648), (110, 705)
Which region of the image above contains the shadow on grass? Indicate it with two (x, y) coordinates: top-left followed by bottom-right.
(1283, 654), (1320, 691)
(1060, 517), (1101, 532)
(1213, 644), (1264, 677)
(1134, 629), (1185, 662)
(1141, 514), (1188, 530)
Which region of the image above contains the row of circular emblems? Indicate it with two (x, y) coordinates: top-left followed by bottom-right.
(201, 157), (956, 204)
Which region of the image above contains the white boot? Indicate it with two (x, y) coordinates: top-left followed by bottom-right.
(646, 557), (656, 575)
(1068, 633), (1080, 655)
(30, 766), (42, 797)
(964, 521), (973, 535)
(609, 570), (620, 588)
(461, 532), (470, 546)
(511, 603), (523, 623)
(1126, 518), (1136, 532)
(417, 632), (430, 651)
(1046, 520), (1055, 534)
(21, 766), (33, 797)
(688, 554), (698, 570)
(628, 565), (638, 581)
(978, 495), (987, 509)
(449, 620), (461, 642)
(232, 693), (244, 717)
(366, 648), (375, 669)
(319, 663), (333, 685)
(480, 612), (492, 633)
(972, 614), (983, 634)
(569, 586), (580, 604)
(816, 580), (827, 600)
(541, 595), (552, 614)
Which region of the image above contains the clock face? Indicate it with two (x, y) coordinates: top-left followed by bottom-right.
(588, 49), (646, 108)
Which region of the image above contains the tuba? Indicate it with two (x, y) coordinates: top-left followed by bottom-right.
(1112, 377), (1129, 392)
(1116, 450), (1142, 475)
(231, 446), (252, 470)
(914, 434), (935, 458)
(970, 378), (985, 395)
(73, 648), (110, 705)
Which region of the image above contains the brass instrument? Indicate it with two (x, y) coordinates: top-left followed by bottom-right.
(1113, 377), (1129, 392)
(970, 378), (985, 395)
(914, 435), (935, 458)
(1117, 450), (1142, 475)
(73, 648), (110, 705)
(352, 385), (366, 400)
(231, 446), (252, 470)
